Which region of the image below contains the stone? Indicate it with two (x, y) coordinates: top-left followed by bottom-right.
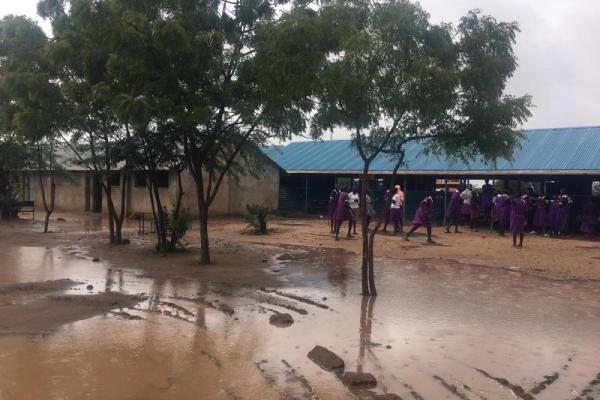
(307, 345), (345, 371)
(86, 285), (94, 291)
(92, 257), (100, 262)
(121, 238), (130, 245)
(341, 372), (377, 387)
(57, 217), (66, 222)
(269, 313), (294, 327)
(373, 394), (403, 400)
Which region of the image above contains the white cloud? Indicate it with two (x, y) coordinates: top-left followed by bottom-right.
(2, 0), (599, 135)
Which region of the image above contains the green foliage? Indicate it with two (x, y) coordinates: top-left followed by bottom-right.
(245, 204), (270, 234)
(311, 0), (532, 164)
(167, 208), (193, 244)
(0, 140), (28, 219)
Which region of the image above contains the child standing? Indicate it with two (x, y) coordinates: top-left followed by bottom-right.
(510, 194), (528, 247)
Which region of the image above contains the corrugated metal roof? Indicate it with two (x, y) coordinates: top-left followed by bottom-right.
(265, 126), (600, 175)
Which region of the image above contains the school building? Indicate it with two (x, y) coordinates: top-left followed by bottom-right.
(20, 126), (600, 224)
(264, 126), (600, 226)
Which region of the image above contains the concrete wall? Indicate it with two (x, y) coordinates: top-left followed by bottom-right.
(27, 156), (280, 217)
(33, 172), (87, 212)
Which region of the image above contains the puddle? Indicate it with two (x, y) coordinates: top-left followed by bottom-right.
(0, 239), (599, 400)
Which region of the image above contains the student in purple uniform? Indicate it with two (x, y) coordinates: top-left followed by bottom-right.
(545, 194), (559, 236)
(327, 188), (339, 233)
(333, 188), (353, 241)
(497, 191), (512, 236)
(510, 194), (528, 247)
(445, 190), (463, 233)
(481, 180), (494, 214)
(532, 193), (547, 234)
(580, 198), (599, 236)
(405, 196), (434, 243)
(469, 190), (481, 232)
(555, 189), (572, 237)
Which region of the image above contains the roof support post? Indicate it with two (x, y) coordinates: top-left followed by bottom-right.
(443, 178), (448, 226)
(304, 174), (309, 214)
(403, 175), (407, 222)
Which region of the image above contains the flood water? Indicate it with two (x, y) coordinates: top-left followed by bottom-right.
(0, 241), (599, 400)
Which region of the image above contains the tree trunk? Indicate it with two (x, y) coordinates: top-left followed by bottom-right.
(38, 173), (55, 234)
(169, 168), (184, 250)
(361, 153), (404, 297)
(114, 174), (127, 244)
(103, 182), (116, 244)
(360, 168), (376, 296)
(199, 205), (210, 264)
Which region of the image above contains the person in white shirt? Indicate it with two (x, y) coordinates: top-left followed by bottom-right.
(348, 187), (360, 235)
(460, 184), (473, 223)
(391, 185), (405, 234)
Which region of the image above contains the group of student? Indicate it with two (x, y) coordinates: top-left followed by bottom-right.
(327, 180), (600, 247)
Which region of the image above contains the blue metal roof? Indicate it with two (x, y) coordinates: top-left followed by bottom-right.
(265, 126), (600, 175)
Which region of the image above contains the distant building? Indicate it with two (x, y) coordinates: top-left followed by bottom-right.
(265, 126), (600, 224)
(22, 147), (280, 217)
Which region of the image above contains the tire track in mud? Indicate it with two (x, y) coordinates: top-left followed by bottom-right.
(433, 375), (472, 400)
(574, 371), (600, 399)
(254, 359), (322, 400)
(259, 288), (330, 310)
(475, 368), (534, 400)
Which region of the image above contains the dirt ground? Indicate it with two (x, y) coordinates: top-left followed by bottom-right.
(0, 212), (599, 400)
(212, 214), (600, 281)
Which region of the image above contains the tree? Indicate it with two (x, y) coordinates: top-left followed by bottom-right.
(170, 1), (332, 264)
(312, 1), (532, 296)
(38, 0), (131, 243)
(0, 15), (63, 232)
(0, 138), (28, 219)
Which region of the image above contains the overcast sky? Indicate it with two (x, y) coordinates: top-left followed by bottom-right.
(1, 0), (599, 137)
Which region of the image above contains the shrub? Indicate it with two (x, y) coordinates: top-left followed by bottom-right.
(167, 208), (193, 250)
(245, 204), (270, 234)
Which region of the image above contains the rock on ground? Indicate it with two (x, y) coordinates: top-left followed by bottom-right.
(269, 313), (294, 327)
(341, 372), (377, 387)
(373, 394), (403, 400)
(307, 345), (345, 371)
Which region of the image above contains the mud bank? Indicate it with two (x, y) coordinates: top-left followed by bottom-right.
(0, 292), (143, 335)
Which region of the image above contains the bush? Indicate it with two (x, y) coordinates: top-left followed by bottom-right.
(245, 204), (270, 234)
(168, 208), (193, 245)
(0, 198), (19, 220)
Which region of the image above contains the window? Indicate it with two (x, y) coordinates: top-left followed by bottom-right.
(108, 173), (121, 186)
(155, 171), (169, 188)
(134, 171), (169, 188)
(134, 173), (147, 187)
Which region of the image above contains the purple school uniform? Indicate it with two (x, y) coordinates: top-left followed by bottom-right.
(532, 197), (547, 228)
(580, 201), (599, 234)
(446, 191), (462, 219)
(555, 196), (571, 231)
(510, 197), (528, 233)
(493, 194), (503, 222)
(327, 190), (339, 219)
(333, 191), (352, 222)
(481, 184), (494, 210)
(500, 196), (511, 228)
(546, 200), (559, 229)
(412, 198), (433, 227)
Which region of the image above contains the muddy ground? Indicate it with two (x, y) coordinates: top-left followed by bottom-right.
(0, 213), (599, 400)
